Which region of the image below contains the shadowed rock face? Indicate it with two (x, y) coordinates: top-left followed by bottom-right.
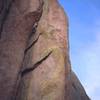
(0, 0), (90, 100)
(0, 0), (43, 100)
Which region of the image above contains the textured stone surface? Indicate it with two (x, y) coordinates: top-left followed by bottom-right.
(0, 0), (90, 100)
(0, 0), (43, 100)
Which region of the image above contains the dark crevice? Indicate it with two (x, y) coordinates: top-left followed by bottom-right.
(24, 0), (44, 53)
(14, 1), (44, 99)
(21, 51), (52, 77)
(28, 23), (38, 38)
(25, 32), (41, 53)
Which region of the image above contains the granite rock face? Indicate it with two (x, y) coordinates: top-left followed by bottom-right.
(0, 0), (90, 100)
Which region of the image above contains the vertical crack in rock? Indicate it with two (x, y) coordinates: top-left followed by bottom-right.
(25, 33), (41, 53)
(0, 0), (44, 100)
(25, 27), (42, 54)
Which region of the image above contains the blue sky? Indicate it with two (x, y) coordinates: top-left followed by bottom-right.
(59, 0), (100, 100)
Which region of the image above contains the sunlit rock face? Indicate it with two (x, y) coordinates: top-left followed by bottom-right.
(0, 0), (90, 100)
